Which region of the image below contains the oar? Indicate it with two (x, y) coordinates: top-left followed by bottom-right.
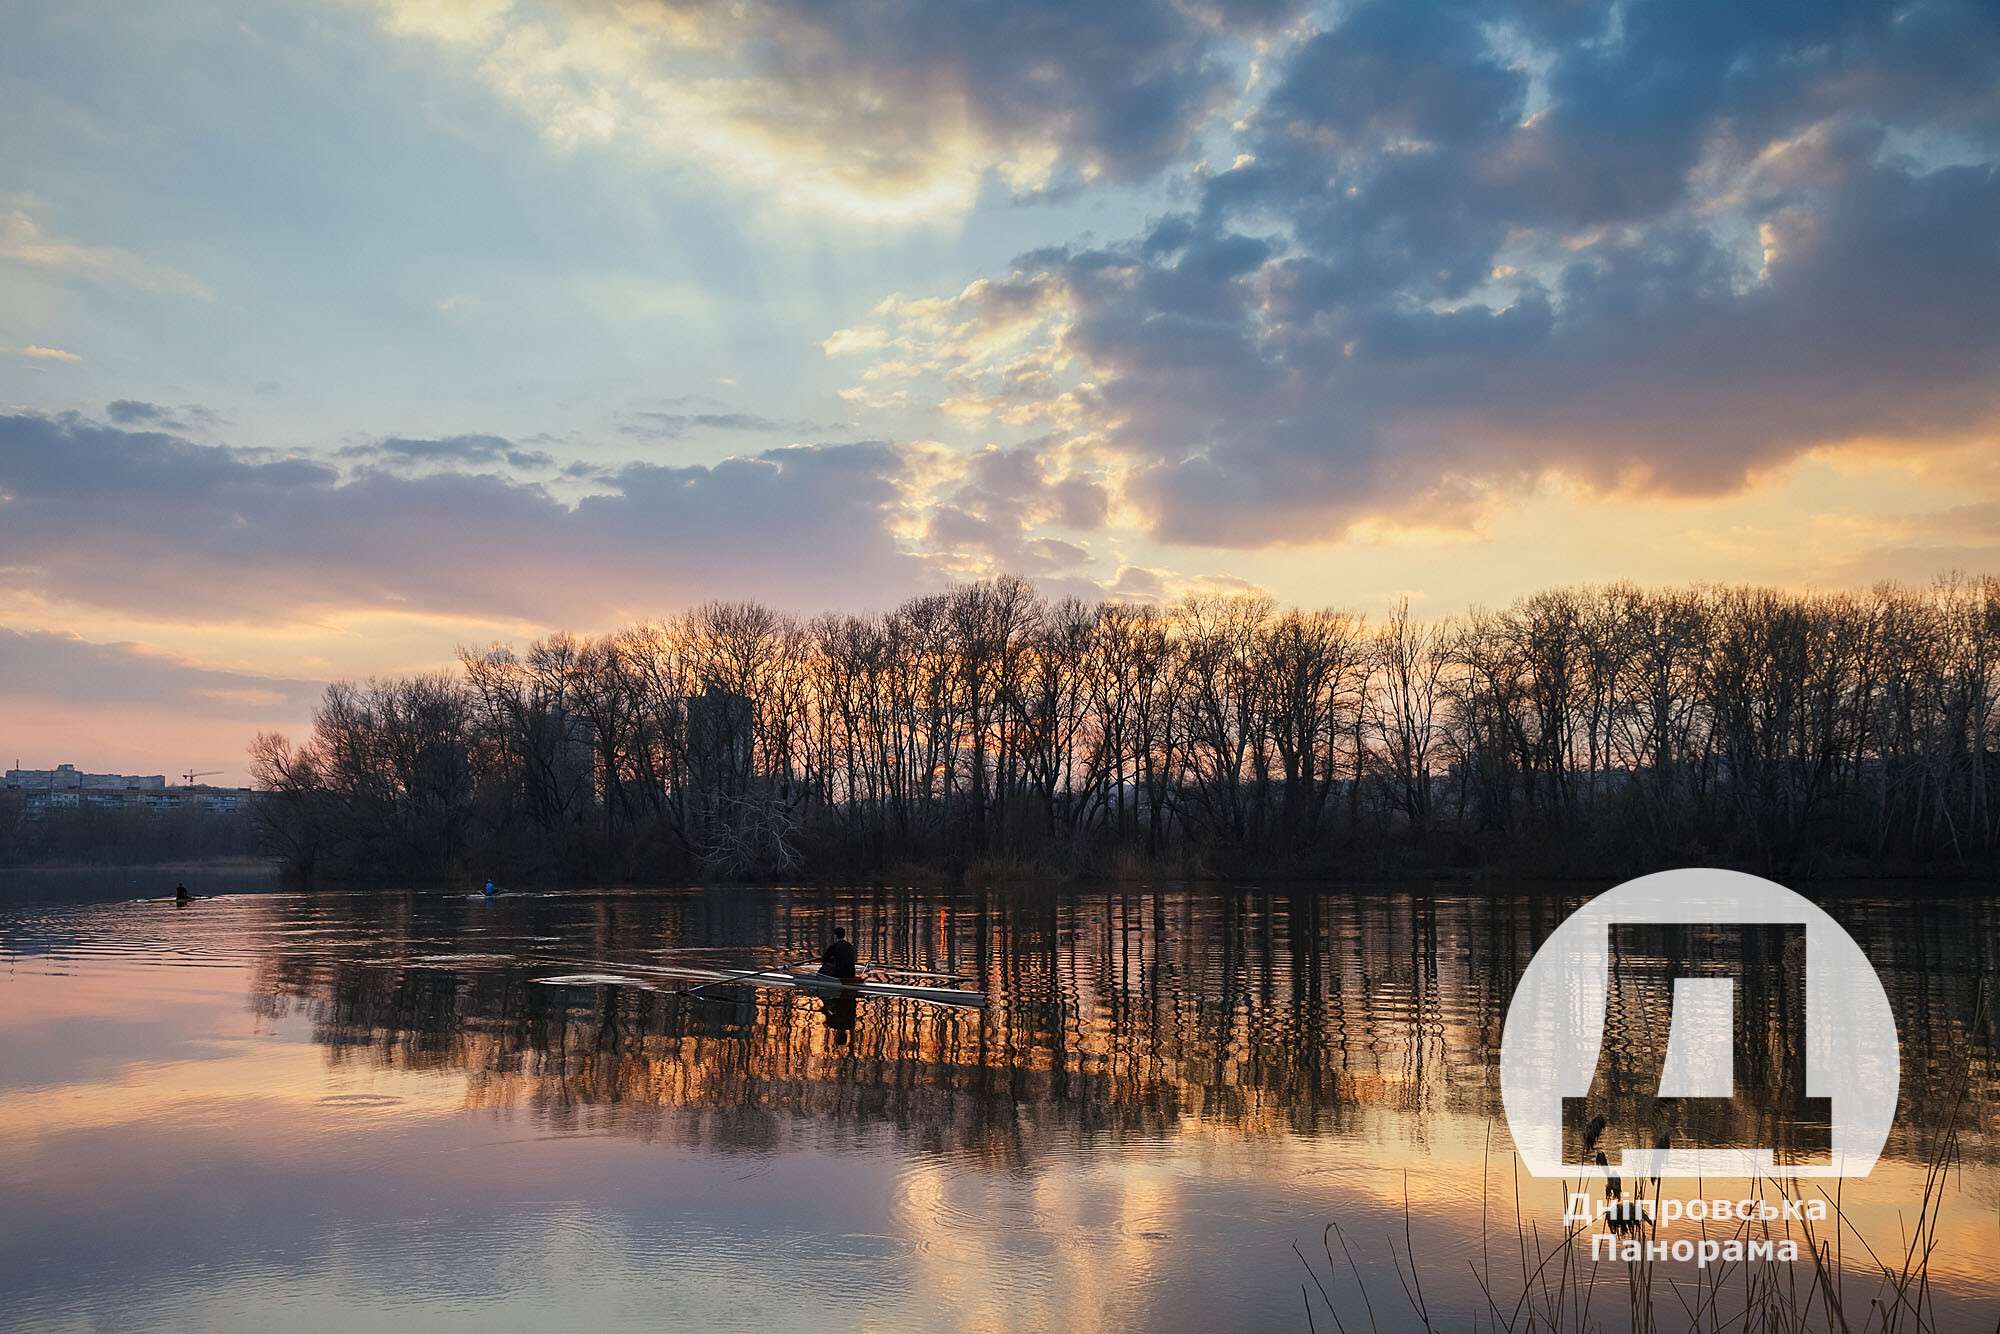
(680, 955), (819, 1001)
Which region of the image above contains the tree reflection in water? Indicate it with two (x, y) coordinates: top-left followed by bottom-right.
(237, 885), (1996, 1173)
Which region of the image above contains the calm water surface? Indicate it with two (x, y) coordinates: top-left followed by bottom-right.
(0, 879), (1995, 1332)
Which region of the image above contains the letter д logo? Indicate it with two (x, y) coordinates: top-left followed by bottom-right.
(1500, 869), (1899, 1179)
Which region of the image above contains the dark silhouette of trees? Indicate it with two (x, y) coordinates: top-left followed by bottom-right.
(0, 791), (264, 867)
(249, 574), (2000, 883)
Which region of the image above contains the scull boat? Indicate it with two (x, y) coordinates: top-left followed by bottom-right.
(537, 957), (984, 1006)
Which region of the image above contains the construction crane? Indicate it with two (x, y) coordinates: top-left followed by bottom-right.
(182, 769), (222, 787)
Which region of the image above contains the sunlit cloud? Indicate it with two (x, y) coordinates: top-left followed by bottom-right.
(352, 0), (1280, 222)
(0, 627), (323, 719)
(828, 1), (2000, 548)
(14, 344), (80, 363)
(0, 201), (213, 300)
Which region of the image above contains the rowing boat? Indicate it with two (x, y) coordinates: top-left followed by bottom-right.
(663, 963), (982, 1005)
(539, 958), (984, 1006)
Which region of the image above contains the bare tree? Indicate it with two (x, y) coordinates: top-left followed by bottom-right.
(250, 574), (2000, 883)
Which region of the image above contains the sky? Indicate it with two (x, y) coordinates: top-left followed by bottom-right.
(2, 0), (1997, 782)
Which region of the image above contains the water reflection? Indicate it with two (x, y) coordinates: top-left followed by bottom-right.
(1, 883), (1995, 1331)
(208, 887), (1995, 1167)
(228, 889), (1536, 1152)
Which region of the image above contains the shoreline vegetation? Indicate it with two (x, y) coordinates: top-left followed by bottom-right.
(0, 854), (276, 874)
(0, 803), (264, 870)
(1299, 998), (1983, 1331)
(244, 573), (2000, 890)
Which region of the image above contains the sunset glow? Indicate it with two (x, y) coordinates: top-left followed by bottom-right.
(3, 2), (1997, 783)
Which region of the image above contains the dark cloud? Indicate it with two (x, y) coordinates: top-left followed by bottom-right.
(339, 435), (555, 471)
(1142, 155), (2000, 541)
(385, 0), (1313, 206)
(0, 626), (323, 718)
(3, 416), (334, 502)
(1265, 4), (1525, 155)
(103, 400), (228, 434)
(105, 399), (164, 424)
(859, 0), (2000, 546)
(719, 0), (1306, 188)
(0, 413), (927, 622)
(1027, 536), (1090, 566)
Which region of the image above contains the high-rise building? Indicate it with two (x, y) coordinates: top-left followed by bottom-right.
(3, 763), (167, 792)
(3, 763), (257, 819)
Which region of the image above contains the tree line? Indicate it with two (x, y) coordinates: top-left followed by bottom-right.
(249, 574), (2000, 884)
(0, 796), (264, 867)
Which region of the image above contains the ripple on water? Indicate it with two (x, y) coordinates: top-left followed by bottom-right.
(533, 973), (662, 991)
(317, 1093), (406, 1109)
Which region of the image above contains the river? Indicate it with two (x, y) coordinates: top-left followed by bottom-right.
(1, 878), (1994, 1332)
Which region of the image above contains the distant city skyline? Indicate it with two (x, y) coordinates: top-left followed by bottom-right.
(2, 761), (256, 823)
(3, 0), (1997, 783)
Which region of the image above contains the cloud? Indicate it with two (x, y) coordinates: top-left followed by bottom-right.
(836, 0), (2000, 546)
(0, 412), (928, 623)
(104, 401), (229, 435)
(821, 326), (889, 357)
(1817, 498), (2000, 588)
(618, 411), (847, 440)
(1091, 563), (1272, 605)
(339, 434), (555, 471)
(105, 400), (167, 424)
(15, 345), (80, 363)
(0, 626), (324, 720)
(361, 0), (1303, 219)
(907, 442), (1113, 578)
(0, 203), (213, 299)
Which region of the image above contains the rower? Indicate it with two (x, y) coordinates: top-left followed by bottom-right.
(174, 882), (192, 906)
(483, 879), (498, 897)
(819, 926), (858, 982)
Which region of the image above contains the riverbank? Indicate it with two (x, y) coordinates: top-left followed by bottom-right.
(271, 848), (1999, 897)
